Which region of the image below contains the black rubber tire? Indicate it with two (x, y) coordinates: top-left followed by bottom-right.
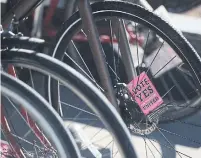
(1, 71), (81, 158)
(2, 49), (137, 158)
(48, 0), (201, 121)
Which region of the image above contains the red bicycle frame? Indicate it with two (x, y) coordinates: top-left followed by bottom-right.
(1, 65), (51, 157)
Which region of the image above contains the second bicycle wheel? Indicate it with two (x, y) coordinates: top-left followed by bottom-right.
(49, 0), (201, 122)
(1, 71), (81, 158)
(2, 49), (137, 158)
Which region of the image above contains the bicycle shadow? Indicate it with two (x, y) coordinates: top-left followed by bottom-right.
(139, 111), (201, 158)
(60, 85), (201, 158)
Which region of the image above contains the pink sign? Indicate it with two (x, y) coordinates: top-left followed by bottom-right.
(127, 72), (163, 115)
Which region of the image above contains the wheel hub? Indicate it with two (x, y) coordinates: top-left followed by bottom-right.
(115, 83), (159, 135)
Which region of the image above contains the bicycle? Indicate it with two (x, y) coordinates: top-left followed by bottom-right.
(46, 0), (201, 157)
(1, 0), (139, 157)
(2, 0), (201, 157)
(1, 48), (139, 157)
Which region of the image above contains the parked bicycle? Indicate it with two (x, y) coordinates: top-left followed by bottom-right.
(47, 0), (201, 157)
(1, 0), (201, 157)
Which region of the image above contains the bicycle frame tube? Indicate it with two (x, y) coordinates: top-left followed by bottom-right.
(2, 0), (43, 26)
(77, 0), (119, 110)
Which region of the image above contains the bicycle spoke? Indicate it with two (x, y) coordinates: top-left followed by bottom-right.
(92, 134), (111, 145)
(111, 140), (115, 157)
(90, 128), (104, 142)
(146, 41), (165, 75)
(144, 122), (156, 158)
(3, 99), (30, 146)
(160, 76), (174, 101)
(161, 85), (175, 99)
(102, 139), (114, 153)
(82, 27), (121, 82)
(81, 29), (87, 37)
(146, 136), (162, 157)
(1, 97), (55, 157)
(60, 101), (97, 117)
(179, 69), (200, 96)
(113, 150), (119, 157)
(64, 52), (104, 91)
(152, 55), (177, 78)
(109, 19), (118, 84)
(71, 41), (96, 81)
(158, 127), (201, 145)
(168, 72), (189, 102)
(5, 97), (50, 146)
(166, 89), (201, 109)
(160, 116), (201, 128)
(144, 138), (149, 158)
(156, 126), (183, 158)
(64, 118), (98, 121)
(83, 119), (100, 129)
(145, 140), (156, 158)
(149, 138), (192, 158)
(134, 22), (141, 81)
(136, 29), (151, 89)
(29, 69), (35, 89)
(136, 123), (162, 157)
(132, 41), (165, 92)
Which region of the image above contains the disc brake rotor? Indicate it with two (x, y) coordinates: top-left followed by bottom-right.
(115, 83), (163, 135)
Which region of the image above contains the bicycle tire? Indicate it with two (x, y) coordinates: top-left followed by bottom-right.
(1, 48), (137, 158)
(1, 71), (81, 158)
(48, 0), (201, 121)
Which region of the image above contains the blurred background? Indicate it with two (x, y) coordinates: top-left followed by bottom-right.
(1, 0), (201, 53)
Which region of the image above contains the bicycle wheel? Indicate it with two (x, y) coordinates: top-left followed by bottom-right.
(1, 71), (80, 158)
(2, 49), (137, 158)
(48, 0), (201, 121)
(47, 1), (201, 157)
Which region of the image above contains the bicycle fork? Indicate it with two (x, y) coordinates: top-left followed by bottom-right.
(78, 0), (119, 110)
(77, 0), (137, 111)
